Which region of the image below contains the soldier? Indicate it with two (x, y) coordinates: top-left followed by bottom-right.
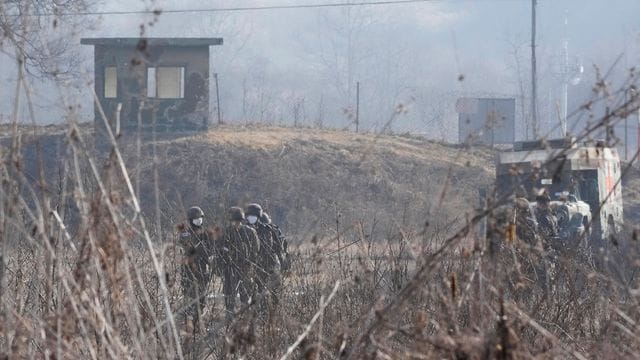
(245, 204), (283, 309)
(515, 197), (538, 246)
(260, 211), (271, 226)
(178, 206), (214, 332)
(535, 192), (559, 243)
(217, 207), (260, 320)
(261, 211), (290, 272)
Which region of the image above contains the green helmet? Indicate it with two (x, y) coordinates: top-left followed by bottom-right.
(187, 206), (204, 220)
(228, 207), (245, 222)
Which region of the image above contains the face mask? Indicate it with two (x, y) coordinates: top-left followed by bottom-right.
(192, 217), (203, 227)
(247, 215), (258, 224)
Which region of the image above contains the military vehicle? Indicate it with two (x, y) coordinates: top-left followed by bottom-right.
(495, 138), (624, 246)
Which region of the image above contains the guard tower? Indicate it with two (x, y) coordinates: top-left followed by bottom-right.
(81, 37), (223, 136)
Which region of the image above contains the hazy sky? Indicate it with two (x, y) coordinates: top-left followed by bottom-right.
(2, 0), (639, 141)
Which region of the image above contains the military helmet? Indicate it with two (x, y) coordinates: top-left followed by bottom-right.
(515, 197), (530, 209)
(535, 192), (551, 204)
(187, 206), (204, 220)
(245, 203), (263, 217)
(228, 207), (245, 222)
(261, 212), (272, 225)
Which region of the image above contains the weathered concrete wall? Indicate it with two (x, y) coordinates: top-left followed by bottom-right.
(94, 44), (210, 134)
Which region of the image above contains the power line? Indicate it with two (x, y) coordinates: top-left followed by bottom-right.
(12, 0), (520, 17)
(20, 0), (434, 16)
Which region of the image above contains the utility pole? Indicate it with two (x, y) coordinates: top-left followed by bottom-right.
(559, 11), (582, 138)
(214, 73), (222, 125)
(623, 89), (639, 161)
(531, 0), (538, 139)
(355, 81), (360, 133)
(625, 89), (628, 160)
(637, 104), (640, 164)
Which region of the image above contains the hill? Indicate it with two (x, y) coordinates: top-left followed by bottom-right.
(132, 126), (495, 240)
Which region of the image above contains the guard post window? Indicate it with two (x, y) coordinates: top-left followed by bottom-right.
(104, 67), (117, 98)
(147, 67), (156, 98)
(147, 66), (185, 99)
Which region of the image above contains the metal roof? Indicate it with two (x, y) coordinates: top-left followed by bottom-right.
(497, 146), (619, 171)
(80, 37), (223, 47)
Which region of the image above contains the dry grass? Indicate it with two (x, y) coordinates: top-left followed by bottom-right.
(188, 125), (494, 172)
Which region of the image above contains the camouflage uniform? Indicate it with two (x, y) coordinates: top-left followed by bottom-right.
(515, 197), (538, 246)
(246, 205), (283, 309)
(179, 207), (214, 329)
(217, 207), (260, 318)
(262, 214), (290, 272)
(265, 216), (292, 310)
(535, 195), (559, 244)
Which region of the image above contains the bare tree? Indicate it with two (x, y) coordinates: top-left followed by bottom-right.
(315, 94), (326, 129)
(297, 1), (376, 127)
(292, 96), (306, 128)
(412, 88), (452, 140)
(0, 0), (95, 78)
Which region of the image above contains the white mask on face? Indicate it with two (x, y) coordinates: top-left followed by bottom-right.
(247, 215), (258, 224)
(192, 217), (203, 227)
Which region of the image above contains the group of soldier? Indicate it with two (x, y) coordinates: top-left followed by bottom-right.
(177, 203), (289, 329)
(514, 191), (562, 246)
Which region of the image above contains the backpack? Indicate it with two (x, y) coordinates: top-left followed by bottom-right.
(268, 223), (291, 272)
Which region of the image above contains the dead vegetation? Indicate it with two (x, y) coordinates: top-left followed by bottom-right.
(1, 112), (640, 358)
